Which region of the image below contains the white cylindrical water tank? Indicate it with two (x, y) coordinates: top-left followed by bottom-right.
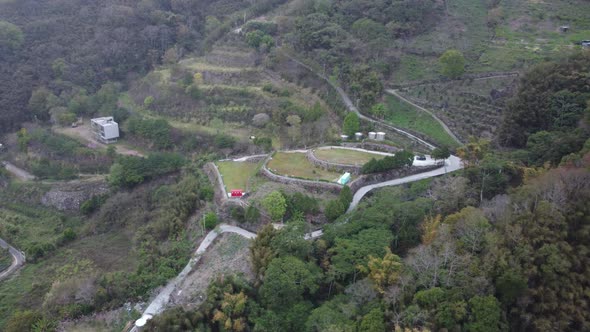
(376, 132), (385, 141)
(355, 132), (363, 140)
(135, 314), (153, 331)
(368, 132), (376, 140)
(340, 135), (349, 140)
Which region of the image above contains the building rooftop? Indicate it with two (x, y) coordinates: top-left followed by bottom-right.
(91, 116), (117, 126)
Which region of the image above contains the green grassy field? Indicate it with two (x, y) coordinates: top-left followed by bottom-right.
(385, 95), (459, 149)
(313, 148), (385, 165)
(267, 152), (345, 182)
(216, 161), (262, 191)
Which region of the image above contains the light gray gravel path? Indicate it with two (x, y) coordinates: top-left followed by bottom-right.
(3, 162), (35, 181)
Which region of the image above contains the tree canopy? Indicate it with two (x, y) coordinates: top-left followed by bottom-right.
(439, 49), (466, 79)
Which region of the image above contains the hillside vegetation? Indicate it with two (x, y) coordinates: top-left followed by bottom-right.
(0, 0), (589, 331)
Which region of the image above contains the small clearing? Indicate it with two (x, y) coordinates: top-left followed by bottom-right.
(54, 124), (144, 157)
(313, 148), (385, 165)
(267, 152), (344, 182)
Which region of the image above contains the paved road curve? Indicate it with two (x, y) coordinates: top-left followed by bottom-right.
(348, 155), (462, 212)
(0, 237), (25, 281)
(132, 225), (256, 330)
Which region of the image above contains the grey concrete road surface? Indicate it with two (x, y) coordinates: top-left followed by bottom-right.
(132, 225), (256, 331)
(348, 155), (463, 212)
(0, 237), (25, 281)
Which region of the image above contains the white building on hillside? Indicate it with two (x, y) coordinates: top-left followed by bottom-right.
(91, 117), (119, 144)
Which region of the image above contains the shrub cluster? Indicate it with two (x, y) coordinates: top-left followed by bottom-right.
(361, 150), (414, 174)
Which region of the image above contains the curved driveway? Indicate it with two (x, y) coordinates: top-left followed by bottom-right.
(0, 237), (25, 281)
(348, 155), (462, 212)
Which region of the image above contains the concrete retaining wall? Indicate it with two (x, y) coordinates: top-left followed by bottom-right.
(259, 159), (343, 194)
(306, 150), (363, 175)
(341, 142), (400, 153)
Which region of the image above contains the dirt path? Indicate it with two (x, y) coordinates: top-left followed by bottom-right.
(279, 49), (437, 151)
(385, 89), (462, 145)
(56, 124), (144, 157)
(3, 162), (35, 181)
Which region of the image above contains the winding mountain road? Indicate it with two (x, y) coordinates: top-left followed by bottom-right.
(280, 50), (438, 150)
(348, 155), (462, 212)
(134, 50), (467, 330)
(133, 224), (319, 330)
(0, 237), (25, 281)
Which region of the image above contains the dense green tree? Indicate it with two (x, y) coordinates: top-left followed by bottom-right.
(203, 212), (218, 230)
(351, 18), (387, 42)
(4, 310), (43, 332)
(259, 256), (320, 310)
(271, 221), (312, 260)
(261, 191), (287, 222)
(439, 49), (466, 79)
(0, 20), (23, 51)
(250, 224), (277, 283)
(359, 307), (386, 332)
(329, 228), (393, 281)
(370, 103), (387, 119)
(284, 192), (319, 217)
(342, 112), (360, 136)
(349, 66), (383, 109)
(465, 296), (504, 332)
(338, 186), (353, 210)
(361, 150), (414, 174)
(325, 199), (345, 222)
(305, 296), (356, 332)
(28, 88), (56, 121)
(478, 162), (590, 331)
(499, 52), (590, 147)
(526, 130), (586, 166)
(295, 13), (347, 51)
(432, 146), (451, 161)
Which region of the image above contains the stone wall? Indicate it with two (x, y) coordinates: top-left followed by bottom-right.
(306, 150), (362, 175)
(259, 162), (343, 194)
(341, 142), (400, 153)
(41, 179), (109, 211)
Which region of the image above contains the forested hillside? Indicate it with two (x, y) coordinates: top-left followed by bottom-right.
(0, 0), (286, 133)
(0, 0), (589, 331)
